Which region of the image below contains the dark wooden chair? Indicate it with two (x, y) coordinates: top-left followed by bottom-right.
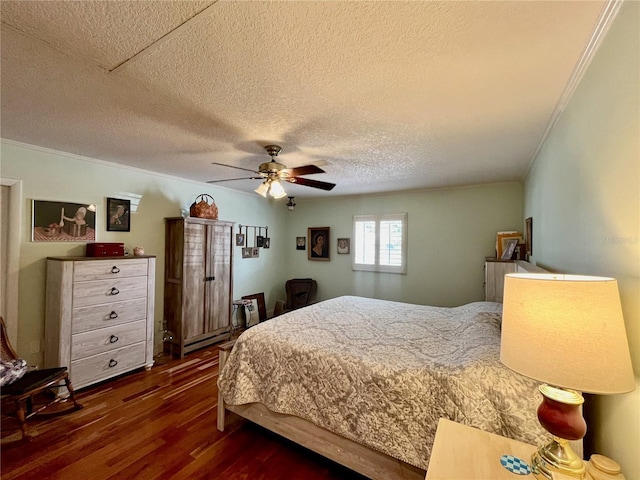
(0, 317), (81, 440)
(273, 278), (317, 317)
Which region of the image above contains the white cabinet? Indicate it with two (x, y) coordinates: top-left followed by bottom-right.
(45, 256), (156, 389)
(484, 259), (549, 302)
(484, 259), (516, 303)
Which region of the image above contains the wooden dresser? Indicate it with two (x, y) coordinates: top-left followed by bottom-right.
(164, 217), (234, 358)
(45, 256), (156, 390)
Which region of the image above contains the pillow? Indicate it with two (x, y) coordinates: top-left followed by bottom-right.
(0, 358), (28, 387)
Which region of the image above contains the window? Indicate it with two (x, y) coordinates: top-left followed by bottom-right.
(352, 213), (407, 273)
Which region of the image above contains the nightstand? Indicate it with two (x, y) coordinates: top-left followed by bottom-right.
(426, 418), (537, 479)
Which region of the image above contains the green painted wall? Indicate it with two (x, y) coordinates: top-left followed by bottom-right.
(1, 140), (523, 369)
(524, 1), (639, 476)
(285, 184), (524, 307)
(0, 140), (290, 365)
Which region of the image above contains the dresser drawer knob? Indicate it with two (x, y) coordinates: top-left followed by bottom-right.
(109, 335), (119, 344)
(111, 266), (120, 274)
(108, 359), (118, 368)
(109, 311), (118, 319)
(110, 287), (120, 295)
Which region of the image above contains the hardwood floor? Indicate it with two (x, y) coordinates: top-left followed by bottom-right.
(1, 346), (368, 480)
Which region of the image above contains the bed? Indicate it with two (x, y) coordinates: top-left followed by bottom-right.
(217, 291), (549, 479)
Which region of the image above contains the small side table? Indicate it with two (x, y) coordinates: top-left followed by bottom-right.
(426, 418), (537, 479)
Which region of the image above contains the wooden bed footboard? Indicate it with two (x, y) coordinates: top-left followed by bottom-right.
(217, 341), (426, 480)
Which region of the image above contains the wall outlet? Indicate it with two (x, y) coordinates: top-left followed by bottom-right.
(30, 340), (40, 354)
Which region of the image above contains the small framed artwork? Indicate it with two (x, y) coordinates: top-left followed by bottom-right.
(243, 299), (260, 328)
(256, 235), (264, 247)
(500, 238), (519, 260)
(236, 233), (245, 246)
(242, 247), (251, 258)
(296, 236), (306, 250)
(32, 200), (96, 242)
(242, 292), (267, 323)
(251, 247), (259, 258)
(525, 217), (533, 255)
(106, 198), (130, 232)
(263, 238), (270, 249)
(337, 238), (350, 254)
(496, 232), (522, 259)
(308, 227), (330, 261)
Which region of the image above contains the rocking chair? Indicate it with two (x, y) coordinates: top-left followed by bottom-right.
(0, 317), (82, 439)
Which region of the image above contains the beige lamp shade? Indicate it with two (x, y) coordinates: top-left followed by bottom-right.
(501, 273), (635, 395)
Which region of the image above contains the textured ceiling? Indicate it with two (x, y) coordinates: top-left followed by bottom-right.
(0, 1), (609, 198)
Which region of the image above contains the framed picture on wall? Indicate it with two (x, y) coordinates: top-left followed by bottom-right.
(337, 238), (350, 254)
(296, 236), (306, 250)
(106, 197), (130, 232)
(525, 217), (533, 255)
(32, 200), (96, 242)
(308, 227), (330, 261)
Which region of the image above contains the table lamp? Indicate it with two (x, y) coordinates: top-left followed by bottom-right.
(500, 273), (635, 480)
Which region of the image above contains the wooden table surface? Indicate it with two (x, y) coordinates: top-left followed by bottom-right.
(426, 418), (538, 480)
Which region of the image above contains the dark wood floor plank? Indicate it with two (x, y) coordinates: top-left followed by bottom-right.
(2, 346), (369, 479)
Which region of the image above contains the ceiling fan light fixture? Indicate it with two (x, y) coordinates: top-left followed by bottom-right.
(269, 179), (287, 199)
(255, 181), (269, 197)
(209, 144), (335, 195)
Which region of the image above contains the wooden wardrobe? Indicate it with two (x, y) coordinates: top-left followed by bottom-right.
(164, 217), (234, 358)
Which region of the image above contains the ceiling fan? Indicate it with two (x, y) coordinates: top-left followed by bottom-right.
(207, 145), (336, 198)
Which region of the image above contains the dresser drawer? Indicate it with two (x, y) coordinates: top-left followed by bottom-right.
(73, 276), (148, 308)
(71, 342), (146, 388)
(72, 298), (147, 334)
(73, 258), (149, 282)
(71, 320), (147, 360)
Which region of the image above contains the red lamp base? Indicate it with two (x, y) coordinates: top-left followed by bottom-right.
(531, 384), (587, 480)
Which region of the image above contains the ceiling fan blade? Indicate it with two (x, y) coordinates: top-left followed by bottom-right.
(207, 176), (262, 184)
(286, 177), (336, 191)
(282, 165), (325, 177)
(211, 162), (261, 175)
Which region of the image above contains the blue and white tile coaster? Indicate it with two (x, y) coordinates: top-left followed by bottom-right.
(500, 454), (531, 475)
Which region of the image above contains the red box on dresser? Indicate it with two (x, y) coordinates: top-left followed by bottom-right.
(86, 242), (125, 257)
